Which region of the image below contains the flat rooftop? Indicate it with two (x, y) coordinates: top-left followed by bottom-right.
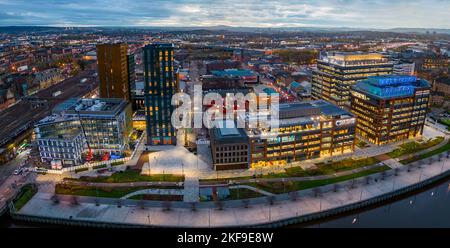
(353, 75), (431, 100)
(321, 51), (390, 66)
(279, 100), (351, 119)
(211, 69), (256, 78)
(213, 120), (248, 144)
(63, 98), (129, 116)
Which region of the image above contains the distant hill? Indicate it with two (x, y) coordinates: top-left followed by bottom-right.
(1, 25), (450, 35)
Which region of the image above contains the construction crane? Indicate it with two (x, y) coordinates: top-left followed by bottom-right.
(76, 111), (93, 162)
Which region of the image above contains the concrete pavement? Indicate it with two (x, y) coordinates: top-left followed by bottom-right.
(16, 149), (450, 227)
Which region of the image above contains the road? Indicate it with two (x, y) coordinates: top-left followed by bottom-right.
(0, 69), (97, 148)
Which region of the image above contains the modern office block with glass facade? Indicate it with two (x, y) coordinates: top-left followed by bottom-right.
(143, 43), (177, 145)
(35, 98), (133, 164)
(312, 52), (393, 108)
(35, 117), (84, 166)
(247, 100), (356, 168)
(351, 75), (431, 145)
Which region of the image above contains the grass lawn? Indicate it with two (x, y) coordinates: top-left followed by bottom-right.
(388, 137), (444, 158)
(200, 157), (381, 184)
(55, 184), (148, 198)
(229, 188), (264, 200)
(93, 164), (107, 170)
(55, 184), (163, 198)
(75, 167), (89, 173)
(13, 184), (37, 211)
(111, 161), (125, 166)
(438, 119), (450, 131)
(129, 194), (183, 201)
(67, 169), (184, 183)
(400, 141), (450, 164)
(287, 157), (380, 177)
(247, 165), (390, 194)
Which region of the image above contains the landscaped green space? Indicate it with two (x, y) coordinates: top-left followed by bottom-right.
(75, 167), (89, 173)
(55, 184), (181, 198)
(287, 157), (380, 177)
(247, 165), (390, 194)
(388, 137), (444, 158)
(66, 169), (184, 183)
(438, 119), (450, 131)
(13, 184), (37, 211)
(129, 194), (183, 201)
(400, 140), (450, 164)
(93, 164), (107, 170)
(229, 188), (264, 200)
(111, 161), (125, 166)
(200, 157), (380, 184)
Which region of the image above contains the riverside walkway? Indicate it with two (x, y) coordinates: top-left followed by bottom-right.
(15, 151), (450, 227)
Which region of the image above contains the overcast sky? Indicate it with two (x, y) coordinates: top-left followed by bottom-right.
(1, 0), (449, 29)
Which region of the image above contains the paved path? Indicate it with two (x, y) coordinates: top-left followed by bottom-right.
(17, 149), (450, 227)
(121, 188), (183, 200)
(383, 159), (404, 169)
(183, 177), (199, 203)
(229, 185), (274, 196)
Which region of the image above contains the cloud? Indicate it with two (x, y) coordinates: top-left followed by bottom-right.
(0, 0), (449, 28)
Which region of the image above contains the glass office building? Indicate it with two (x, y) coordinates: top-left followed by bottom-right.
(351, 75), (431, 145)
(143, 43), (177, 145)
(312, 52), (393, 108)
(36, 98), (133, 160)
(247, 100), (356, 168)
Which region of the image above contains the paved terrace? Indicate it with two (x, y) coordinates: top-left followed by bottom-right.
(141, 125), (445, 180)
(16, 151), (450, 227)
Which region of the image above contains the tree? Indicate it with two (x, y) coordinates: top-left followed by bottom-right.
(138, 200), (145, 210)
(350, 179), (357, 189)
(70, 196), (79, 206)
(313, 187), (322, 197)
(51, 194), (59, 205)
(333, 184), (340, 192)
(242, 199), (250, 208)
(162, 201), (172, 211)
(365, 176), (371, 185)
(215, 200), (224, 210)
(266, 196), (276, 205)
(76, 59), (87, 71)
(381, 171), (387, 181)
(289, 191), (299, 201)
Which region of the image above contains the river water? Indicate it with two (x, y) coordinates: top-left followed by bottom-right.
(2, 178), (450, 228)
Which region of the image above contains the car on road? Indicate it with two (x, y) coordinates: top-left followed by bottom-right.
(13, 169), (22, 175)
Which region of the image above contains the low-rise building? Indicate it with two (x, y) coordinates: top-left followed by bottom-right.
(248, 100), (356, 167)
(209, 100), (356, 170)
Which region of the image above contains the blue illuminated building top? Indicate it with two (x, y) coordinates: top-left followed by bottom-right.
(353, 75), (430, 100)
(211, 69), (256, 78)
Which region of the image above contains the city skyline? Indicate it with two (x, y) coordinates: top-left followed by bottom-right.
(1, 0), (450, 29)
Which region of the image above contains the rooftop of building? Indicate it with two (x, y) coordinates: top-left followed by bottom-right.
(39, 126), (81, 141)
(143, 43), (174, 49)
(212, 120), (249, 144)
(53, 97), (129, 116)
(211, 69), (256, 78)
(353, 75), (431, 100)
(279, 100), (351, 119)
(321, 51), (390, 66)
